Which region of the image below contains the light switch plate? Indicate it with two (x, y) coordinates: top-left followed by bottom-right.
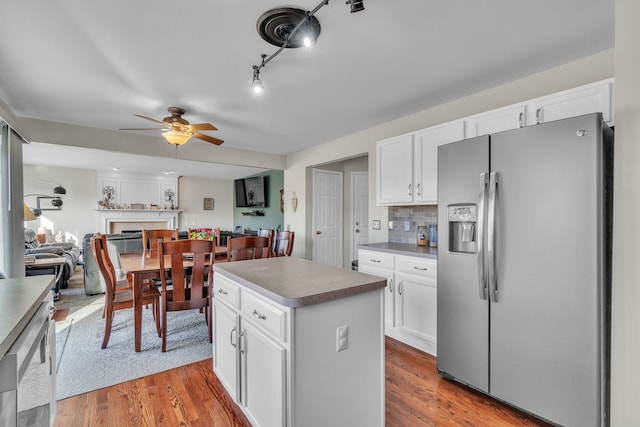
(336, 325), (349, 352)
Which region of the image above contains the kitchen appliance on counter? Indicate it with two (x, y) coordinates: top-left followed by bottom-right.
(437, 113), (612, 427)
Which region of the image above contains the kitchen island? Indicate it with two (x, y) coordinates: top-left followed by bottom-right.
(212, 257), (386, 427)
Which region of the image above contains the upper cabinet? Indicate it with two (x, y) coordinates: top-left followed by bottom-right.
(465, 104), (527, 138)
(529, 79), (613, 125)
(377, 121), (464, 206)
(377, 79), (614, 206)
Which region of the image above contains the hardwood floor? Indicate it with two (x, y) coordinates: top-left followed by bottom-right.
(55, 337), (549, 426)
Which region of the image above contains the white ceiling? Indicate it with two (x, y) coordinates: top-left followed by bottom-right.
(1, 0), (614, 178)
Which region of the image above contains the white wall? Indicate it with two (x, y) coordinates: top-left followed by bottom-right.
(611, 0), (640, 424)
(23, 165), (236, 244)
(178, 175), (234, 231)
(284, 49), (614, 260)
(23, 164), (97, 246)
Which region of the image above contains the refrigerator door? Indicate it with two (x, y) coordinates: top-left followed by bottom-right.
(437, 135), (490, 392)
(489, 113), (607, 426)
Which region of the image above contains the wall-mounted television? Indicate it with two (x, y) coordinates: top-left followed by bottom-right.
(234, 175), (269, 208)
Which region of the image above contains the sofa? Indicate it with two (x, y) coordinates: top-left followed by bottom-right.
(24, 228), (81, 289)
(82, 231), (189, 295)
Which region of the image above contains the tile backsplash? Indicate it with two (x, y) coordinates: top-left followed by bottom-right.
(388, 205), (437, 243)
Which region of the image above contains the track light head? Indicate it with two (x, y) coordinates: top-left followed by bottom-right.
(252, 66), (264, 94)
(347, 0), (364, 13)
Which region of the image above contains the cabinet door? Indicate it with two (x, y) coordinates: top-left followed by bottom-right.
(396, 274), (437, 347)
(213, 300), (240, 402)
(465, 104), (527, 138)
(241, 321), (286, 427)
(530, 79), (613, 125)
(358, 264), (395, 329)
(413, 121), (465, 203)
(376, 134), (414, 205)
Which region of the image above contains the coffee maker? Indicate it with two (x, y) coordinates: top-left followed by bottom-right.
(447, 204), (477, 254)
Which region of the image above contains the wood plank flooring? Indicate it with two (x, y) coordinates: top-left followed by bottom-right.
(54, 337), (550, 426)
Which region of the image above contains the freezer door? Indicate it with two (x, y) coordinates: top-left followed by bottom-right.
(437, 135), (490, 392)
(489, 113), (608, 426)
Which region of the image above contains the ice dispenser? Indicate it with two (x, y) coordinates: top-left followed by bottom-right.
(448, 204), (477, 254)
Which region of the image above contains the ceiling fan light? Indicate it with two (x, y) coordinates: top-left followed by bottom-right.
(162, 130), (191, 145)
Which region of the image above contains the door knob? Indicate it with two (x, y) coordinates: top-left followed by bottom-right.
(316, 230), (321, 235)
(355, 229), (360, 233)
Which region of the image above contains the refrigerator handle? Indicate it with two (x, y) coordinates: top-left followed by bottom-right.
(488, 171), (498, 302)
(477, 172), (488, 300)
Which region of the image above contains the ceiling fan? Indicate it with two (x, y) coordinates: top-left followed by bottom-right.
(119, 107), (224, 146)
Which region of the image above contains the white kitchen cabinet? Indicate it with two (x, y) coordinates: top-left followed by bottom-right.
(358, 249), (437, 355)
(241, 321), (286, 427)
(395, 256), (437, 355)
(413, 121), (466, 203)
(465, 104), (527, 138)
(376, 134), (414, 205)
(213, 275), (287, 427)
(213, 258), (385, 427)
(377, 121), (464, 206)
(529, 78), (614, 125)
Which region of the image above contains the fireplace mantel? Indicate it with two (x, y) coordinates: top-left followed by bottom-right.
(95, 209), (181, 234)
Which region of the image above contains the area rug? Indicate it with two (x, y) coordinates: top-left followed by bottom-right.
(54, 268), (212, 400)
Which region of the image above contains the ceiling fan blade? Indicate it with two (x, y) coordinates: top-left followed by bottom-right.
(189, 123), (218, 131)
(134, 114), (166, 125)
(193, 132), (224, 145)
(119, 127), (166, 131)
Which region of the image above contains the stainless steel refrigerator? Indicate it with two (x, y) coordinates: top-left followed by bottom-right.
(436, 113), (612, 426)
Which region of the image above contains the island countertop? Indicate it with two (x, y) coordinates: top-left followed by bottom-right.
(359, 242), (438, 259)
(213, 257), (387, 308)
(0, 275), (54, 359)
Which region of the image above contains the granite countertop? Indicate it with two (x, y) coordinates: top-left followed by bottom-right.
(358, 242), (438, 259)
(0, 275), (54, 360)
(213, 257), (386, 308)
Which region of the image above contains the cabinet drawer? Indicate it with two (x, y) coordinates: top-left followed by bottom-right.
(398, 256), (437, 280)
(358, 250), (395, 270)
(241, 290), (287, 342)
(213, 273), (240, 309)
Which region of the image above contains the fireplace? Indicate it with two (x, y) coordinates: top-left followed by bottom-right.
(95, 209), (181, 234)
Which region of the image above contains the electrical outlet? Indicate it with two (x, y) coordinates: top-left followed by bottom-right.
(404, 221), (411, 231)
(388, 221), (394, 230)
(336, 325), (349, 352)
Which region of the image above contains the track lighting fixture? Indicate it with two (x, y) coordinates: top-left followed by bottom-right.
(251, 0), (364, 93)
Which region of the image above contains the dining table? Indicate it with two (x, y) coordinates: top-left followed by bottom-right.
(119, 247), (223, 352)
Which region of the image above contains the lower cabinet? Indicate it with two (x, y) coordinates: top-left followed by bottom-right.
(213, 271), (385, 427)
(358, 249), (437, 355)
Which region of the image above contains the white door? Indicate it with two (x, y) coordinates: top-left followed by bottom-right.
(351, 171), (369, 262)
(312, 169), (343, 267)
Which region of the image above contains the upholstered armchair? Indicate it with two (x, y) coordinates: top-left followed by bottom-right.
(24, 228), (80, 289)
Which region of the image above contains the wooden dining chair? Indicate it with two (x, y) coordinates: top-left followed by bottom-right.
(272, 231), (295, 257)
(226, 236), (272, 262)
(158, 239), (214, 352)
(91, 233), (161, 349)
(142, 228), (179, 251)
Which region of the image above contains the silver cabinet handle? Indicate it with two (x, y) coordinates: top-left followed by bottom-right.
(487, 172), (498, 302)
(413, 266), (428, 271)
(408, 184), (412, 197)
(477, 172), (488, 300)
(217, 288), (228, 295)
(416, 183), (421, 196)
(370, 258), (381, 263)
(239, 330), (246, 354)
(388, 278), (394, 293)
(518, 112), (524, 128)
(252, 309), (266, 320)
(230, 327), (237, 348)
(398, 281), (403, 296)
(536, 108), (541, 124)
